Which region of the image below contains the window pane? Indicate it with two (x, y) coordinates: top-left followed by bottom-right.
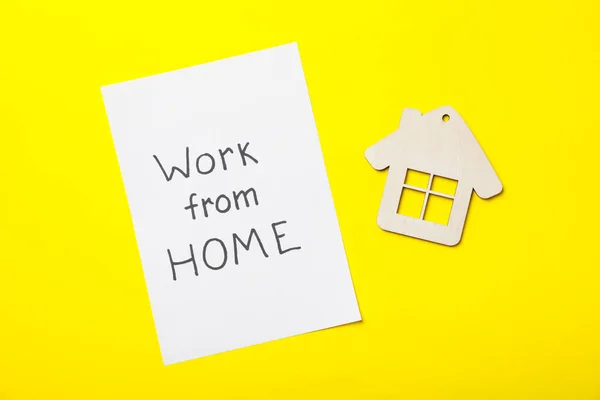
(404, 169), (430, 189)
(397, 188), (426, 218)
(424, 195), (453, 225)
(431, 175), (458, 196)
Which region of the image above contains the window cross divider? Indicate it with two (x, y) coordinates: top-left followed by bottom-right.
(402, 184), (455, 200)
(419, 174), (435, 220)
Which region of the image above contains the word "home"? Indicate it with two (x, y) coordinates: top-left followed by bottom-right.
(167, 220), (301, 281)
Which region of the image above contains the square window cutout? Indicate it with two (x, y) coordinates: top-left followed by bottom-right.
(424, 195), (453, 225)
(431, 175), (458, 196)
(397, 188), (425, 219)
(404, 169), (430, 189)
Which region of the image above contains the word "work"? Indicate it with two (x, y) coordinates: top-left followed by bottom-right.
(153, 142), (260, 220)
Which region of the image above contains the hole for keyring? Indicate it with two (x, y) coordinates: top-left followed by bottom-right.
(442, 114), (450, 122)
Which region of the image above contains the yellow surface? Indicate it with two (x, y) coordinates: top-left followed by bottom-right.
(405, 169), (431, 189)
(431, 175), (457, 196)
(1, 0), (599, 398)
(398, 188), (426, 218)
(424, 195), (453, 226)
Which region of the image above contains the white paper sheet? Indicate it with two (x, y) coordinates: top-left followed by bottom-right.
(101, 43), (361, 365)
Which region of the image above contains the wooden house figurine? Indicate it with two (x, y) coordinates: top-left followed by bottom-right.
(365, 106), (502, 246)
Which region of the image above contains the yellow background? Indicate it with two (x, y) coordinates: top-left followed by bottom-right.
(1, 0), (599, 398)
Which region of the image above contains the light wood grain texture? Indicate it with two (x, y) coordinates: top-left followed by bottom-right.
(366, 106), (502, 246)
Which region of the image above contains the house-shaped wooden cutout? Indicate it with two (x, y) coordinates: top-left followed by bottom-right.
(365, 106), (502, 246)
